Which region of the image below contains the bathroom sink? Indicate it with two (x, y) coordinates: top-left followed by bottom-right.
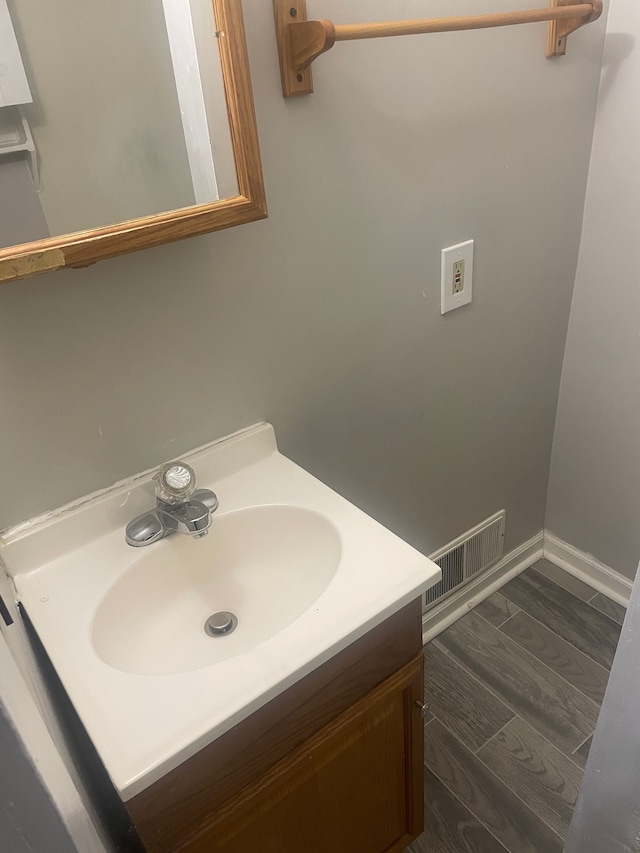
(3, 423), (440, 799)
(92, 505), (341, 676)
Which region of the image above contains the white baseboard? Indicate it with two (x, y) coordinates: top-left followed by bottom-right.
(422, 529), (634, 642)
(543, 531), (633, 607)
(422, 530), (544, 643)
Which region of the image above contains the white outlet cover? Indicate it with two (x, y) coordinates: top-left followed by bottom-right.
(441, 239), (474, 314)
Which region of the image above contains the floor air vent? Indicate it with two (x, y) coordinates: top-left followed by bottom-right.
(424, 510), (505, 610)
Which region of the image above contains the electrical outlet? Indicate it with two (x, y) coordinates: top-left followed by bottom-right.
(441, 239), (473, 314)
(453, 260), (465, 293)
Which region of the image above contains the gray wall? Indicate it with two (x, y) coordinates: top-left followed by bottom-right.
(0, 158), (48, 249)
(0, 702), (76, 853)
(0, 0), (606, 561)
(564, 563), (640, 853)
(546, 0), (640, 580)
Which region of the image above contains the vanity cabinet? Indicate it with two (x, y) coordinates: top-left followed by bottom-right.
(127, 599), (425, 853)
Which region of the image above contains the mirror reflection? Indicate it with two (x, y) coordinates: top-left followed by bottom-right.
(0, 0), (238, 248)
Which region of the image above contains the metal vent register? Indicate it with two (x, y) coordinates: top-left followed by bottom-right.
(424, 511), (505, 609)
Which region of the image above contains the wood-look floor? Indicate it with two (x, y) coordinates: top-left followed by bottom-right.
(408, 559), (625, 853)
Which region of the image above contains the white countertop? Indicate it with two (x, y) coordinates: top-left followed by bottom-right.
(3, 423), (440, 800)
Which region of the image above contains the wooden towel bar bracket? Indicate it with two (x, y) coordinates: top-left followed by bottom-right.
(273, 0), (603, 97)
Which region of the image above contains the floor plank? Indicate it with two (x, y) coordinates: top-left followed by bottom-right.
(501, 569), (621, 669)
(477, 716), (584, 838)
(475, 593), (521, 628)
(424, 643), (515, 752)
(589, 593), (627, 626)
(499, 610), (610, 705)
(572, 735), (593, 769)
(406, 767), (509, 853)
(531, 560), (595, 601)
(436, 609), (600, 756)
(424, 719), (565, 853)
(432, 637), (450, 655)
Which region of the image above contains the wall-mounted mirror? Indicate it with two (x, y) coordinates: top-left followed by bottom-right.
(0, 0), (266, 284)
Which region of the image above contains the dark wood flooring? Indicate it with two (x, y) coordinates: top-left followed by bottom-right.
(408, 559), (625, 853)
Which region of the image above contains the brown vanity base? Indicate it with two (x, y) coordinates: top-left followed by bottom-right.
(127, 598), (425, 853)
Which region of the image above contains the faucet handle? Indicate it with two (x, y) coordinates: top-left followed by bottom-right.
(154, 461), (197, 505)
(193, 488), (219, 514)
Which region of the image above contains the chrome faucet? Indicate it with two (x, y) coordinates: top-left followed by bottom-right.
(125, 461), (218, 547)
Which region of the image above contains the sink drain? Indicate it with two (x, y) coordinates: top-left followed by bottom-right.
(204, 611), (238, 637)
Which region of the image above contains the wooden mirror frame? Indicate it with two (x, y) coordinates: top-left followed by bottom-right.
(0, 0), (266, 285)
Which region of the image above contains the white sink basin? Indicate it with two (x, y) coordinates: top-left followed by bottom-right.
(93, 505), (341, 676)
(2, 423), (440, 800)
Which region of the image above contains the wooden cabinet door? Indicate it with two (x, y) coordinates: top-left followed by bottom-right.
(176, 655), (424, 853)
